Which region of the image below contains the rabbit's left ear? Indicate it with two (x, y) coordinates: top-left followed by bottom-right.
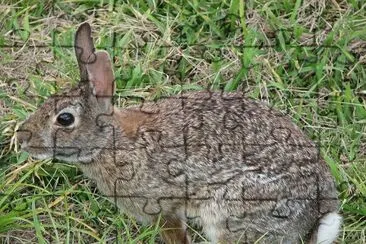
(74, 22), (95, 82)
(86, 50), (115, 111)
(75, 22), (114, 111)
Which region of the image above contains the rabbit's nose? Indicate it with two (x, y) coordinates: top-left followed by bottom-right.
(17, 129), (32, 146)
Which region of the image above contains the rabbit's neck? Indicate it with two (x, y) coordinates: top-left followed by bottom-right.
(77, 150), (119, 196)
(77, 108), (156, 197)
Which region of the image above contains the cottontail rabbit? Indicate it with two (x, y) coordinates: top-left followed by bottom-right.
(17, 23), (341, 244)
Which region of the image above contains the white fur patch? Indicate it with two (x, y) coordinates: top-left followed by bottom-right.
(316, 212), (342, 244)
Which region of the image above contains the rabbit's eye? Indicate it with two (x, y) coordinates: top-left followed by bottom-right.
(57, 112), (75, 126)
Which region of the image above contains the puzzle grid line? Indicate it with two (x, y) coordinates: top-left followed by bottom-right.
(1, 19), (336, 48)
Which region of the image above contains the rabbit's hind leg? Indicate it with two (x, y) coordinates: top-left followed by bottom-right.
(159, 217), (191, 244)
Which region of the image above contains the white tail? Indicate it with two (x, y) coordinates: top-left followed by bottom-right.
(316, 212), (342, 244)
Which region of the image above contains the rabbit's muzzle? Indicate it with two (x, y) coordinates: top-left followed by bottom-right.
(17, 129), (31, 148)
(16, 121), (53, 160)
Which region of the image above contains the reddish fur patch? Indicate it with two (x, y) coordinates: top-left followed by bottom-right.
(114, 108), (154, 138)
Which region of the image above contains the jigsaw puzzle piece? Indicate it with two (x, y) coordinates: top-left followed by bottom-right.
(111, 118), (191, 220)
(113, 148), (146, 182)
(313, 172), (340, 215)
(2, 2), (62, 46)
(53, 119), (112, 159)
(136, 97), (185, 149)
(222, 105), (247, 131)
(181, 93), (223, 154)
(113, 195), (165, 217)
(138, 99), (162, 114)
(270, 199), (295, 219)
(112, 144), (187, 210)
(225, 95), (321, 148)
(52, 1), (114, 49)
(147, 146), (188, 184)
(265, 94), (334, 147)
(1, 27), (31, 47)
(0, 44), (55, 102)
(0, 192), (30, 213)
(112, 187), (188, 220)
(225, 193), (317, 242)
(225, 210), (298, 243)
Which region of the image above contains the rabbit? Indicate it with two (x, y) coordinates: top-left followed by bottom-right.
(17, 22), (342, 244)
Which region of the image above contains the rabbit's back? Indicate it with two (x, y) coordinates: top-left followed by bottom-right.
(111, 91), (339, 242)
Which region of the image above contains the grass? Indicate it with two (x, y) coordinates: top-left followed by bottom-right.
(0, 0), (365, 243)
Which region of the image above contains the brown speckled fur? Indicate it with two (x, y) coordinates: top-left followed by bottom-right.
(17, 23), (341, 244)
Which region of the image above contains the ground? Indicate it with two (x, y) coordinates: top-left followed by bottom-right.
(0, 0), (365, 243)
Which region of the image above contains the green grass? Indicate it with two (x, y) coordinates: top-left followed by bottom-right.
(1, 0), (366, 243)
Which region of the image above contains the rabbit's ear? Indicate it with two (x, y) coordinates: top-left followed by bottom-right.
(74, 22), (95, 82)
(86, 50), (114, 111)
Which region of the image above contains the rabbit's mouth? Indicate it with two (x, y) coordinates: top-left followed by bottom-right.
(21, 144), (98, 164)
(53, 147), (98, 164)
(31, 152), (53, 160)
(20, 144), (79, 162)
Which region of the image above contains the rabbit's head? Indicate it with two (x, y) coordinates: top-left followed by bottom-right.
(17, 23), (115, 163)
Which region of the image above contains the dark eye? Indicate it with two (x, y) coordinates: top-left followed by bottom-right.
(57, 112), (75, 126)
